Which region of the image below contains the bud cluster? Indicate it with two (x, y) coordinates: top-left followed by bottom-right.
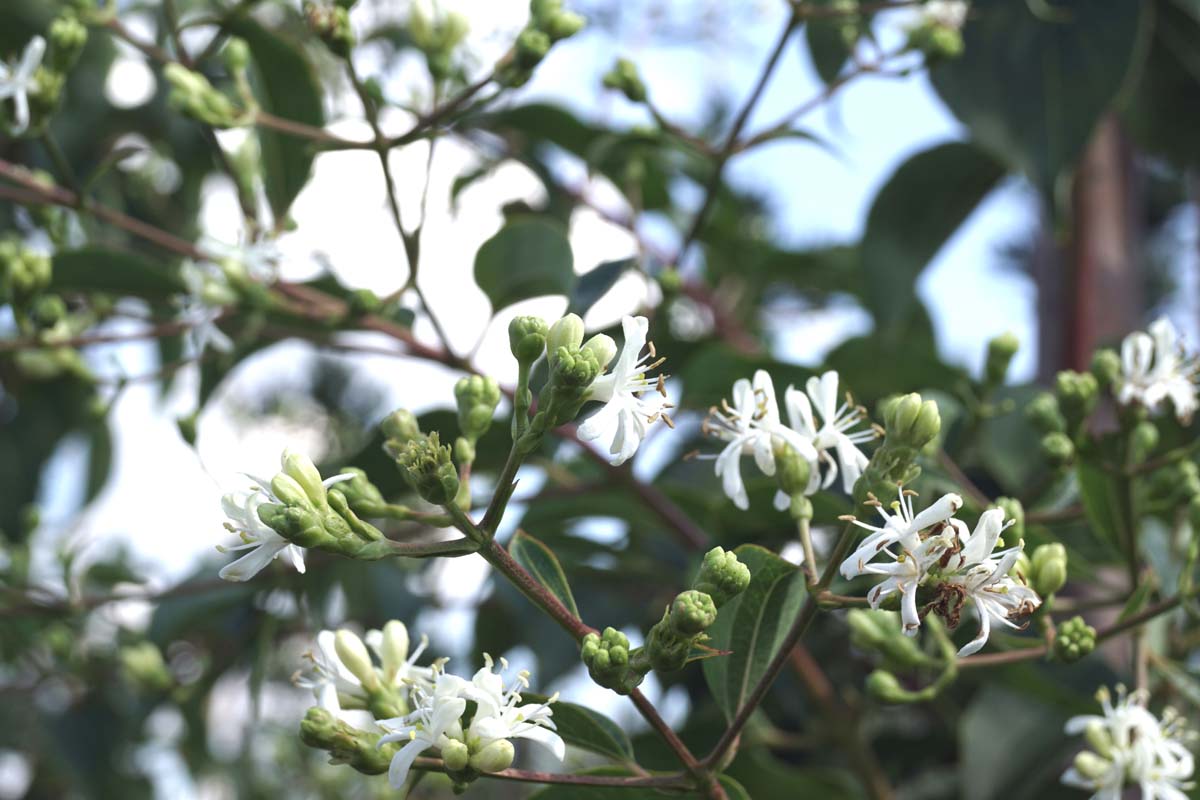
(602, 58), (646, 103)
(1054, 615), (1096, 663)
(164, 64), (241, 128)
(857, 393), (941, 503)
(499, 0), (586, 86)
(388, 431), (460, 507)
(304, 1), (355, 58)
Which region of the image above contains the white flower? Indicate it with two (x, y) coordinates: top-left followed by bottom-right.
(1118, 318), (1198, 424)
(378, 671), (469, 788)
(461, 655), (564, 762)
(203, 236), (283, 283)
(217, 486), (306, 582)
(783, 371), (876, 496)
(839, 488), (963, 636)
(1063, 686), (1195, 800)
(179, 262), (234, 357)
(295, 630), (368, 712)
(577, 315), (673, 466)
(921, 0), (969, 30)
(365, 620), (436, 692)
(942, 509), (1041, 656)
(704, 370), (819, 510)
(0, 36), (45, 135)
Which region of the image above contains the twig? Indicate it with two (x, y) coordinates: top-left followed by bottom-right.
(410, 757), (690, 788)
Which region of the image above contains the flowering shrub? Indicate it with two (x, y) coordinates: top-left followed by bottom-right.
(2, 1), (1199, 798)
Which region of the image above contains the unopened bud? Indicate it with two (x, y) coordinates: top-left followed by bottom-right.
(1130, 421), (1159, 462)
(442, 738), (470, 772)
(1030, 543), (1067, 597)
(334, 468), (385, 515)
(377, 620), (410, 679)
(581, 334), (617, 371)
(984, 331), (1019, 386)
(1072, 751), (1112, 782)
(885, 393), (941, 450)
(391, 433), (460, 506)
(49, 14), (88, 71)
(455, 375), (501, 441)
(865, 669), (909, 703)
(602, 57), (647, 103)
(1026, 392), (1066, 434)
(693, 547), (751, 608)
(1041, 432), (1074, 467)
(469, 739), (515, 773)
(546, 314), (585, 363)
(1054, 615), (1096, 664)
(1090, 349), (1121, 391)
(282, 448), (328, 507)
(669, 590), (718, 636)
(381, 408), (421, 446)
(223, 38), (250, 72)
(515, 28), (550, 68)
(1055, 370), (1098, 425)
(334, 630), (380, 692)
(508, 315), (548, 362)
(773, 443), (813, 501)
(271, 473), (314, 509)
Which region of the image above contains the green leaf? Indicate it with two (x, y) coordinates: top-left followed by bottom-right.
(51, 247), (185, 297)
(508, 529), (580, 619)
(228, 16), (325, 221)
(703, 545), (807, 720)
(1122, 1), (1200, 169)
(474, 218), (575, 312)
(930, 0), (1149, 193)
(960, 686), (1073, 800)
(1074, 460), (1127, 551)
(522, 693), (633, 763)
(860, 141), (1005, 335)
(804, 1), (853, 84)
(567, 258), (632, 316)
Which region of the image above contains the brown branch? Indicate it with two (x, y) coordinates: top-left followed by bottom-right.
(410, 757), (690, 788)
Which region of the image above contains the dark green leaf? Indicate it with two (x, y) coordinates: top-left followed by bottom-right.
(1122, 1), (1200, 169)
(474, 217), (575, 312)
(52, 247), (185, 297)
(804, 8), (852, 84)
(703, 545), (806, 720)
(860, 141), (1005, 334)
(509, 529), (580, 619)
(567, 258), (633, 316)
(229, 16), (325, 221)
(930, 0), (1148, 193)
(522, 693), (633, 763)
(1075, 460), (1127, 551)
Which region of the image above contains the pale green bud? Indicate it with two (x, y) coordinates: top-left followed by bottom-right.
(1030, 543), (1067, 597)
(1055, 370), (1098, 425)
(381, 408), (421, 446)
(515, 27), (551, 68)
(1025, 392), (1066, 434)
(120, 641), (172, 691)
(544, 10), (585, 40)
(530, 0), (563, 27)
(48, 13), (88, 71)
(773, 442), (813, 501)
(299, 707), (394, 774)
(454, 375), (501, 441)
(378, 620), (409, 680)
(847, 609), (932, 669)
(391, 432), (460, 506)
(469, 739), (515, 773)
(1054, 615), (1096, 664)
(334, 468), (385, 516)
(581, 334), (617, 371)
(335, 630), (380, 692)
(257, 503), (331, 548)
(508, 315), (548, 362)
(984, 331), (1019, 386)
(1091, 349), (1121, 391)
(693, 547), (751, 608)
(442, 738), (470, 772)
(1073, 750), (1112, 781)
(546, 314), (585, 363)
(271, 473), (314, 509)
(581, 627), (643, 693)
(224, 38), (250, 72)
(282, 448), (328, 507)
(884, 393), (941, 451)
(1131, 421), (1159, 462)
(865, 669), (909, 704)
(602, 57), (647, 102)
(1041, 432), (1074, 467)
(669, 590), (718, 636)
(1084, 721), (1114, 761)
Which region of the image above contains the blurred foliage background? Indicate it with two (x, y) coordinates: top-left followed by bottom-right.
(1, 0), (1199, 798)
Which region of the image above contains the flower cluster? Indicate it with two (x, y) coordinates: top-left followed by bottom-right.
(377, 655), (563, 787)
(703, 370), (875, 510)
(1062, 685), (1195, 799)
(1117, 317), (1198, 424)
(839, 487), (1041, 655)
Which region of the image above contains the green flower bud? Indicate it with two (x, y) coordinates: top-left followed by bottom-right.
(693, 547), (751, 608)
(257, 503), (333, 548)
(773, 442), (813, 502)
(455, 375), (501, 441)
(282, 448), (329, 507)
(1130, 421), (1159, 462)
(305, 2), (355, 58)
(335, 630), (380, 692)
(1030, 543), (1067, 597)
(515, 28), (551, 69)
(392, 433), (460, 506)
(847, 609), (933, 669)
(992, 497), (1024, 543)
(602, 57), (647, 102)
(469, 738), (515, 773)
(442, 738), (471, 772)
(546, 314), (585, 363)
(885, 393), (941, 451)
(223, 38), (250, 73)
(333, 467), (385, 516)
(530, 0), (563, 28)
(1054, 615), (1096, 664)
(908, 23), (964, 60)
(549, 346), (600, 388)
(1084, 717), (1115, 760)
(1041, 432), (1075, 467)
(1072, 750), (1112, 782)
(271, 473), (315, 509)
(120, 641), (172, 691)
(48, 13), (88, 71)
(1025, 392), (1066, 434)
(299, 706), (339, 748)
(1086, 349), (1119, 393)
(299, 707), (395, 775)
(865, 669), (909, 704)
(544, 10), (585, 40)
(581, 627), (643, 693)
(984, 331), (1019, 386)
(581, 334), (617, 372)
(508, 315), (548, 362)
(164, 64), (237, 128)
(669, 590), (718, 636)
(30, 294), (67, 328)
(1055, 370), (1098, 426)
(381, 408), (421, 446)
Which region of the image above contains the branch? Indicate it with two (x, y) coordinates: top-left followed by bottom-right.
(410, 757), (691, 788)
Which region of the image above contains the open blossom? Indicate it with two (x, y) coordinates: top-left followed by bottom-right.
(377, 657), (561, 788)
(295, 630), (371, 712)
(783, 371), (876, 495)
(921, 0), (969, 30)
(1118, 317), (1198, 424)
(202, 236), (284, 283)
(0, 36), (45, 135)
(296, 622), (436, 714)
(577, 315), (673, 466)
(941, 509), (1041, 656)
(703, 370), (819, 510)
(840, 488), (963, 635)
(217, 486), (306, 582)
(1063, 686), (1195, 800)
